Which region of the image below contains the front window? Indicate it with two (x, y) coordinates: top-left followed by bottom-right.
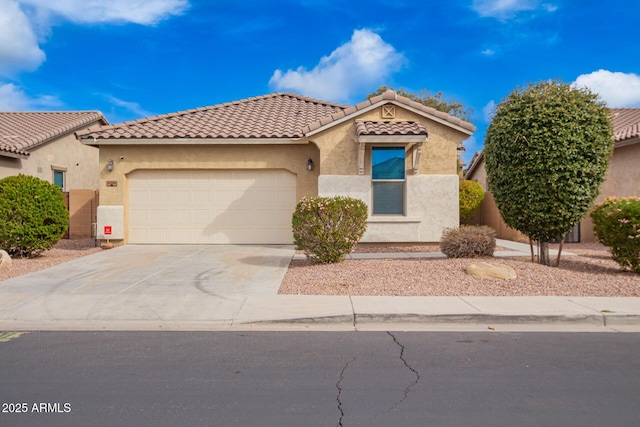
(372, 147), (405, 215)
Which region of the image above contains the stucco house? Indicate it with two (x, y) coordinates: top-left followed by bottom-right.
(0, 112), (108, 190)
(77, 91), (475, 245)
(465, 108), (640, 243)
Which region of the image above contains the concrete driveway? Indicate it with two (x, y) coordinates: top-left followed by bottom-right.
(0, 245), (296, 329)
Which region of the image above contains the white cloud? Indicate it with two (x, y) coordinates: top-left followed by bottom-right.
(0, 0), (188, 77)
(269, 29), (405, 102)
(574, 70), (640, 107)
(0, 0), (45, 76)
(481, 48), (496, 56)
(19, 0), (189, 25)
(482, 100), (496, 122)
(0, 82), (62, 110)
(106, 95), (153, 118)
(472, 0), (555, 19)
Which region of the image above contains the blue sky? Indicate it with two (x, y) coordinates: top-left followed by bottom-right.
(1, 0), (639, 164)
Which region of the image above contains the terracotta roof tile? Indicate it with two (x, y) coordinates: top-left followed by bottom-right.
(611, 108), (640, 143)
(356, 121), (427, 136)
(0, 111), (107, 157)
(78, 93), (348, 140)
(79, 90), (475, 142)
(304, 90), (475, 135)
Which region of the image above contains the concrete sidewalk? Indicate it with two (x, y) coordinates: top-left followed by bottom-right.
(0, 240), (638, 332)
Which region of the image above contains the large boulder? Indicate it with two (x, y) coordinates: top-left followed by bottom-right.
(0, 250), (11, 269)
(466, 261), (516, 280)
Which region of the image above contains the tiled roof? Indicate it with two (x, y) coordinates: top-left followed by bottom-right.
(355, 121), (427, 137)
(303, 90), (476, 135)
(79, 91), (476, 141)
(611, 108), (640, 143)
(78, 93), (349, 140)
(0, 111), (107, 157)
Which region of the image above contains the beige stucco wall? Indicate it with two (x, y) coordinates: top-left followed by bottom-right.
(98, 142), (319, 207)
(319, 174), (459, 242)
(94, 102), (471, 244)
(581, 142), (640, 242)
(0, 126), (102, 190)
(309, 105), (468, 176)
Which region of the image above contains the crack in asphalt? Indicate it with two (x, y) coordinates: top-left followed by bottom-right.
(336, 356), (356, 427)
(386, 331), (420, 412)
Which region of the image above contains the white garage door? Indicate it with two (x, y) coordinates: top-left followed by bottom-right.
(128, 170), (297, 244)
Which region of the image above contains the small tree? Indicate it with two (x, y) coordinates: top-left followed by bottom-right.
(459, 180), (485, 223)
(484, 80), (613, 266)
(0, 174), (69, 258)
(368, 85), (473, 122)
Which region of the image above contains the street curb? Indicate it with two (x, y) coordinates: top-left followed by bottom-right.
(247, 312), (636, 327)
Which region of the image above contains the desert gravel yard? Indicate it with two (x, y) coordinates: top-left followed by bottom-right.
(280, 243), (640, 297)
(1, 240), (638, 297)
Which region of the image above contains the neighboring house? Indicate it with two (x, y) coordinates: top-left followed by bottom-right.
(0, 111), (109, 190)
(77, 91), (475, 245)
(0, 111), (109, 239)
(465, 108), (640, 243)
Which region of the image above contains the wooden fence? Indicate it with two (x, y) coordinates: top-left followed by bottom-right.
(62, 189), (99, 239)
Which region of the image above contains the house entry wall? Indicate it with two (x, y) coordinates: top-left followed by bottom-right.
(128, 169), (297, 244)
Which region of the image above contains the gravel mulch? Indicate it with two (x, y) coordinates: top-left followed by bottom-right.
(2, 240), (638, 297)
(280, 243), (640, 297)
(0, 239), (102, 282)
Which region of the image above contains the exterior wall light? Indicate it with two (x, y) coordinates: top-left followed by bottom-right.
(307, 158), (314, 171)
(107, 159), (114, 171)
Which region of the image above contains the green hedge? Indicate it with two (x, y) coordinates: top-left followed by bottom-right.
(590, 196), (640, 273)
(0, 174), (69, 258)
(459, 180), (485, 222)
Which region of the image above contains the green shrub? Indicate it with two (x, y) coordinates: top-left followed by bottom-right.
(590, 196), (640, 273)
(0, 174), (69, 258)
(292, 196), (368, 263)
(440, 225), (496, 258)
(459, 180), (485, 222)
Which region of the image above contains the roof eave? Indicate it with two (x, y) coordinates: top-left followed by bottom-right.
(304, 98), (476, 138)
(358, 135), (427, 144)
(615, 136), (640, 149)
(0, 150), (29, 159)
(81, 137), (308, 146)
(463, 150), (484, 179)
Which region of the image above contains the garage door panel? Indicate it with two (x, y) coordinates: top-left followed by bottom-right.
(129, 169), (296, 244)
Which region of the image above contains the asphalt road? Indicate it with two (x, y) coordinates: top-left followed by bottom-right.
(1, 331), (639, 427)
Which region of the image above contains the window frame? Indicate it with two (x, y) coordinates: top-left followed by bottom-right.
(52, 167), (66, 191)
(371, 146), (406, 216)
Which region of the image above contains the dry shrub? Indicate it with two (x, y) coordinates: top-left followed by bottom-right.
(440, 225), (496, 258)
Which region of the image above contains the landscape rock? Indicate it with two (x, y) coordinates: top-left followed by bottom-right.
(0, 250), (12, 269)
(465, 261), (517, 280)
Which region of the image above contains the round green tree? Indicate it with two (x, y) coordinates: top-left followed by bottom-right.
(0, 174), (69, 258)
(484, 80), (613, 265)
